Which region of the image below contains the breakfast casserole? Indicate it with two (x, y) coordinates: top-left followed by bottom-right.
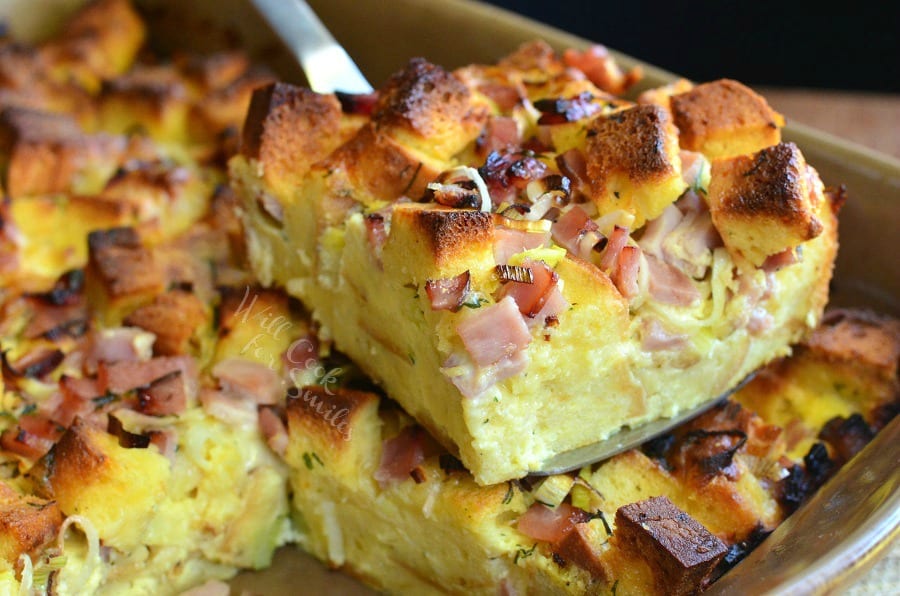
(0, 1), (895, 595)
(230, 38), (839, 484)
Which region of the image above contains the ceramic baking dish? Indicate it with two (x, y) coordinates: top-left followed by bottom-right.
(4, 0), (898, 593)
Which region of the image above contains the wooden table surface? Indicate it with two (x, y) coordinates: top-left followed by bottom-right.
(759, 87), (900, 594)
(758, 87), (900, 160)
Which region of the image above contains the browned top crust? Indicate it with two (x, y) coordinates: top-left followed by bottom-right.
(615, 496), (727, 596)
(397, 205), (493, 268)
(670, 79), (784, 157)
(0, 481), (63, 565)
(87, 227), (164, 297)
(374, 58), (471, 137)
(27, 419), (108, 500)
(286, 385), (378, 444)
(123, 290), (207, 356)
(585, 104), (677, 186)
(809, 309), (900, 383)
(712, 142), (821, 236)
(240, 82), (342, 188)
(497, 40), (564, 73)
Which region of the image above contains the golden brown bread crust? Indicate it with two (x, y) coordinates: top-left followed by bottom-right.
(373, 57), (487, 159)
(0, 482), (63, 566)
(402, 206), (494, 269)
(86, 227), (164, 299)
(586, 104), (678, 184)
(123, 290), (208, 356)
(321, 123), (439, 202)
(240, 82), (343, 195)
(27, 419), (107, 501)
(0, 107), (98, 197)
(670, 79), (784, 159)
(708, 142), (823, 265)
(286, 385), (377, 445)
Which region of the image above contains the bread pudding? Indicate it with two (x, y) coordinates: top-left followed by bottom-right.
(230, 41), (839, 484)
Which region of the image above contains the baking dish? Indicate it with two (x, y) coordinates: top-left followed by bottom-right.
(2, 0), (897, 593)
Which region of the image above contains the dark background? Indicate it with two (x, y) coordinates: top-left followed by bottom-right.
(482, 1), (900, 93)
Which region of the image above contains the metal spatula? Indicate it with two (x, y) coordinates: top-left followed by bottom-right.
(247, 0), (753, 474)
(250, 0), (372, 94)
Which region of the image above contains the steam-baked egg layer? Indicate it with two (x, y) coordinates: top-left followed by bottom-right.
(283, 309), (899, 595)
(232, 44), (839, 484)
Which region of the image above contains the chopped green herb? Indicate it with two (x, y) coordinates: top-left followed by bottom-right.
(92, 391), (119, 409)
(611, 579), (619, 595)
(20, 403), (37, 416)
(302, 452), (323, 470)
(502, 482), (515, 505)
(514, 544), (537, 564)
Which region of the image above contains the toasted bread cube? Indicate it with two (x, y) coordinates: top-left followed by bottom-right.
(708, 142), (823, 266)
(637, 78), (694, 110)
(0, 481), (63, 568)
(190, 68), (276, 142)
(382, 203), (495, 282)
(40, 0), (146, 92)
(10, 195), (137, 281)
(123, 290), (209, 356)
(98, 158), (212, 239)
(0, 107), (124, 198)
(240, 82), (344, 198)
(671, 79), (785, 159)
(85, 227), (165, 325)
(97, 66), (191, 143)
(285, 386), (382, 487)
(614, 496), (727, 596)
(373, 58), (487, 162)
(583, 104), (687, 227)
(27, 419), (170, 551)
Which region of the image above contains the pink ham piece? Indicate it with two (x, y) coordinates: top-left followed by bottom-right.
(56, 375), (103, 426)
(611, 245), (641, 300)
(425, 271), (471, 312)
(258, 405), (289, 457)
(136, 369), (187, 416)
(477, 83), (522, 112)
(478, 116), (521, 158)
(200, 387), (258, 427)
(644, 254), (701, 306)
(762, 246), (802, 273)
(0, 414), (64, 460)
(642, 318), (690, 351)
(493, 227), (550, 264)
(99, 355), (198, 398)
(84, 327), (154, 372)
(516, 502), (592, 544)
(555, 149), (589, 191)
(551, 205), (602, 261)
(374, 425), (428, 488)
(456, 296), (532, 368)
(598, 225), (629, 272)
(211, 357), (282, 405)
(497, 259), (560, 318)
(364, 213), (387, 265)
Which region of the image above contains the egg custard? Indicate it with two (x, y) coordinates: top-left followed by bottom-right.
(283, 307), (899, 595)
(231, 42), (839, 484)
(0, 0), (307, 592)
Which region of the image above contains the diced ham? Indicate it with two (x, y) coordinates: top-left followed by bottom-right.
(445, 349), (529, 399)
(334, 91), (379, 116)
(478, 116), (521, 158)
(533, 92), (601, 125)
(477, 83), (522, 112)
(456, 296), (532, 368)
(641, 318), (690, 351)
(374, 425), (428, 488)
(555, 149), (588, 190)
(493, 227), (550, 264)
(23, 300), (87, 340)
(85, 327), (155, 372)
(762, 246), (801, 273)
(425, 271), (471, 312)
(516, 502), (592, 544)
(136, 369), (187, 416)
(365, 213), (388, 267)
(680, 150), (706, 188)
(199, 387), (258, 427)
(99, 355), (198, 397)
(0, 414), (64, 460)
(2, 347), (64, 380)
(497, 259), (559, 318)
(598, 225), (629, 272)
(551, 205), (601, 261)
(56, 375), (104, 426)
(530, 286), (569, 328)
(611, 245), (641, 300)
(211, 357), (282, 405)
(148, 427), (178, 462)
(259, 405), (289, 457)
(639, 204), (683, 257)
(562, 45), (641, 95)
(644, 254), (701, 306)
